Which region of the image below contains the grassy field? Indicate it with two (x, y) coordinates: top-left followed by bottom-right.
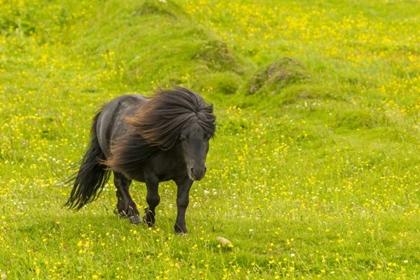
(1, 0), (420, 278)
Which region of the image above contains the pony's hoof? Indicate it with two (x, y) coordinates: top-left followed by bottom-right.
(129, 215), (142, 224)
(174, 225), (188, 234)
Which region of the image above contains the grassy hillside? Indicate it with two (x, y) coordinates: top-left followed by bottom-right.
(1, 0), (420, 278)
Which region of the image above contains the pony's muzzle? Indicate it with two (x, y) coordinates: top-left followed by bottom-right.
(189, 166), (207, 181)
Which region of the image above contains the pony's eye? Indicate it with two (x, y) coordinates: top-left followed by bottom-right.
(179, 135), (186, 141)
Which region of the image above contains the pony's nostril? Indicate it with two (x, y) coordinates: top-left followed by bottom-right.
(190, 168), (194, 175)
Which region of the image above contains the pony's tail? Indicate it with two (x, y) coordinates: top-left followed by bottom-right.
(65, 111), (111, 210)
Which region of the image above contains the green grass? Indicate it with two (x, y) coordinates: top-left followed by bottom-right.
(1, 0), (420, 278)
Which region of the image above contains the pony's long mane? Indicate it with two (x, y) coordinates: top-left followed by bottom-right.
(129, 87), (216, 150)
(105, 87), (216, 174)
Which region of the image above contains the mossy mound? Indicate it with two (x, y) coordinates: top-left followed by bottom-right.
(245, 57), (309, 95)
(87, 0), (249, 92)
(192, 40), (243, 73)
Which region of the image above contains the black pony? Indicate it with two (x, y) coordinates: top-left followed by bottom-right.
(65, 87), (216, 233)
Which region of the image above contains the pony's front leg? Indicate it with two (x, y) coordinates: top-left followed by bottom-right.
(143, 174), (160, 227)
(174, 179), (193, 234)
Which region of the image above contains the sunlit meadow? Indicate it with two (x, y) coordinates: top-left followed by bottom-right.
(1, 0), (420, 279)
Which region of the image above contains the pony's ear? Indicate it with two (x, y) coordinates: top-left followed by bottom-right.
(208, 104), (214, 113)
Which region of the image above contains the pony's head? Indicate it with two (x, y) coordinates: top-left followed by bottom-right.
(129, 87), (216, 181)
(179, 118), (212, 181)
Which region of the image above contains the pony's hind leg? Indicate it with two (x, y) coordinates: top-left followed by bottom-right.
(113, 172), (141, 224)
